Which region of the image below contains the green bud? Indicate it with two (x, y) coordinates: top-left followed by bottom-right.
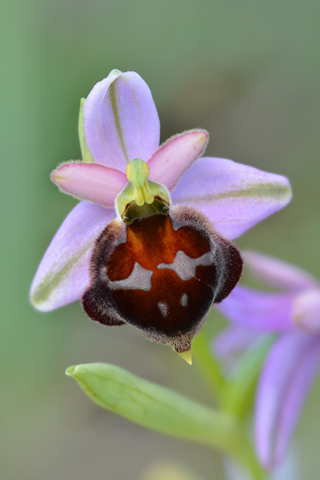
(66, 363), (239, 451)
(66, 363), (266, 479)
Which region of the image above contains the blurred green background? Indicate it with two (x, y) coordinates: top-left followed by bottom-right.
(1, 0), (320, 478)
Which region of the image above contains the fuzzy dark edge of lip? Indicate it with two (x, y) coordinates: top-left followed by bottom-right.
(81, 205), (243, 352)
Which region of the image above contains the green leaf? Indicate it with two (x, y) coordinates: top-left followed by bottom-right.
(67, 363), (239, 451)
(78, 98), (95, 163)
(66, 363), (266, 479)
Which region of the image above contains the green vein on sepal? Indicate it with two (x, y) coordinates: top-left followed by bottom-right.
(31, 240), (93, 307)
(78, 98), (95, 163)
(183, 182), (292, 203)
(109, 82), (129, 163)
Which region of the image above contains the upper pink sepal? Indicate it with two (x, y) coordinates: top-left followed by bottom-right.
(83, 70), (160, 171)
(30, 201), (115, 312)
(148, 130), (209, 191)
(172, 157), (292, 240)
(51, 162), (127, 207)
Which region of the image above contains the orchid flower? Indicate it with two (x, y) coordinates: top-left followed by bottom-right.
(30, 69), (291, 362)
(215, 250), (320, 470)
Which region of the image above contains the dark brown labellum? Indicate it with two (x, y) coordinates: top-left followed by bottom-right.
(82, 206), (243, 353)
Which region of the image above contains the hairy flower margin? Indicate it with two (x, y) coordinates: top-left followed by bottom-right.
(30, 69), (292, 355)
(214, 251), (320, 470)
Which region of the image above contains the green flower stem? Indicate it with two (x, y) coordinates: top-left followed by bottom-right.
(222, 336), (274, 420)
(232, 443), (267, 480)
(66, 363), (266, 480)
(192, 329), (226, 402)
(192, 330), (269, 479)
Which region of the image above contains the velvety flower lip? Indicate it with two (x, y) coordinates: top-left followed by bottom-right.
(30, 70), (292, 319)
(215, 250), (320, 470)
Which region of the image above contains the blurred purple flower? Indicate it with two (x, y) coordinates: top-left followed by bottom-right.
(215, 251), (320, 470)
(30, 69), (291, 348)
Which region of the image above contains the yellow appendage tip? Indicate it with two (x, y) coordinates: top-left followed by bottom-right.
(177, 350), (192, 365)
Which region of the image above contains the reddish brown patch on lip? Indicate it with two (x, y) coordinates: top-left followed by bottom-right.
(107, 211), (211, 282)
(82, 206), (243, 352)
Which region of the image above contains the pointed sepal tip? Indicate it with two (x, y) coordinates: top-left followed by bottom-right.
(177, 350), (192, 365)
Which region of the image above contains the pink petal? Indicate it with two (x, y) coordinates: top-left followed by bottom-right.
(84, 70), (160, 171)
(30, 201), (115, 312)
(213, 324), (262, 361)
(51, 162), (127, 207)
(255, 333), (320, 469)
(216, 285), (294, 331)
(292, 288), (320, 333)
(242, 250), (319, 292)
(148, 130), (208, 191)
(171, 157), (292, 240)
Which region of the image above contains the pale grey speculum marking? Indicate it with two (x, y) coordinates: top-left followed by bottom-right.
(157, 250), (213, 281)
(102, 250), (212, 293)
(180, 293), (188, 307)
(102, 262), (153, 291)
(157, 301), (169, 317)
